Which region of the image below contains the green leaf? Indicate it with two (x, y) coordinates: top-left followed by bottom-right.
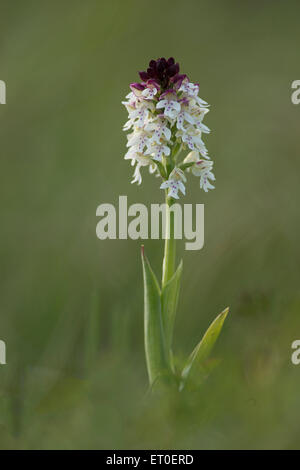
(180, 307), (229, 388)
(141, 246), (169, 386)
(161, 260), (183, 368)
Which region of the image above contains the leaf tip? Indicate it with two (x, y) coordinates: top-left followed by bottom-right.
(219, 307), (229, 321)
(141, 244), (145, 257)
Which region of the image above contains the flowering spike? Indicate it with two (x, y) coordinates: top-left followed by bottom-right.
(122, 58), (215, 197)
(121, 59), (227, 390)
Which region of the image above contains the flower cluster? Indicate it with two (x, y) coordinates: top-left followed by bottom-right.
(122, 57), (215, 198)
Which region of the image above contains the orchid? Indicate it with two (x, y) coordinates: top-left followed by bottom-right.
(160, 168), (186, 199)
(184, 150), (216, 191)
(122, 57), (215, 198)
(122, 58), (229, 390)
(156, 90), (181, 119)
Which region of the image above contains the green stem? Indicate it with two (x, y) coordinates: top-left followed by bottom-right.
(162, 191), (176, 288)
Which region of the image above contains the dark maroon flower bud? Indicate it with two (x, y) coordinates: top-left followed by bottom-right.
(138, 57), (182, 90)
(166, 64), (178, 77)
(171, 73), (187, 89)
(147, 67), (156, 78)
(130, 82), (145, 92)
(156, 59), (166, 75)
(147, 79), (161, 89)
(171, 73), (186, 83)
(139, 71), (149, 81)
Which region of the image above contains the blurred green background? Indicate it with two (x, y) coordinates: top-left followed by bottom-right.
(1, 0), (300, 449)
